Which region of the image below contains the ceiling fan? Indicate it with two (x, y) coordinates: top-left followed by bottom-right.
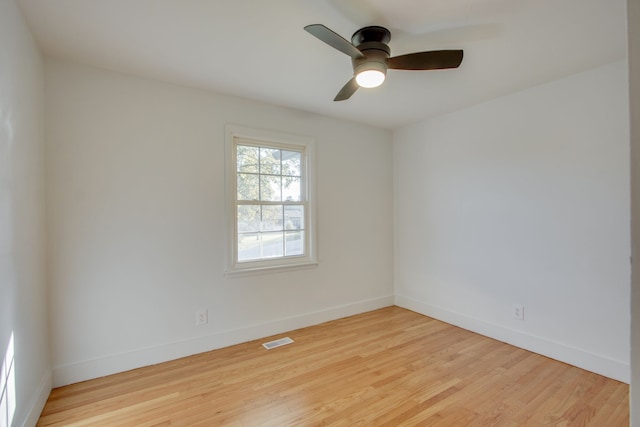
(304, 24), (464, 101)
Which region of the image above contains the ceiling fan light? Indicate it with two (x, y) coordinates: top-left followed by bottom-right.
(355, 69), (386, 88)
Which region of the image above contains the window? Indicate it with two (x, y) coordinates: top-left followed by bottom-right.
(225, 124), (316, 274)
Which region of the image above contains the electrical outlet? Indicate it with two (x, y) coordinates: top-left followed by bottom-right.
(513, 304), (524, 320)
(196, 309), (208, 326)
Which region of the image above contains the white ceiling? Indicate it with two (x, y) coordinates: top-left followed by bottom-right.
(18, 0), (627, 129)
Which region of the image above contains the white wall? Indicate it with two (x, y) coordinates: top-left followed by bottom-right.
(0, 0), (51, 425)
(394, 60), (631, 382)
(45, 59), (394, 386)
(629, 0), (640, 423)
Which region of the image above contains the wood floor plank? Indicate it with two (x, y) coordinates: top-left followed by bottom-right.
(37, 307), (629, 426)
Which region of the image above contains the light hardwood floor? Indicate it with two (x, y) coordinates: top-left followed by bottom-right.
(38, 307), (629, 426)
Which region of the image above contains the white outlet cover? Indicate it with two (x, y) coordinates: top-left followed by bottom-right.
(196, 309), (208, 326)
(513, 304), (524, 320)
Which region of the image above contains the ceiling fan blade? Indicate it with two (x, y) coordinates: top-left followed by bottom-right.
(304, 24), (365, 60)
(334, 77), (359, 101)
(387, 50), (463, 70)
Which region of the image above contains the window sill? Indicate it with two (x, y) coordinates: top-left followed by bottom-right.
(225, 260), (319, 278)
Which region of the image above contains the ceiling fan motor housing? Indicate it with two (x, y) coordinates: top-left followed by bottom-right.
(350, 26), (391, 75)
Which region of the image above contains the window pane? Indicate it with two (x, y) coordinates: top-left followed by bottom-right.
(237, 145), (259, 173)
(260, 175), (281, 201)
(284, 205), (304, 230)
(282, 150), (301, 177)
(230, 132), (312, 269)
(282, 177), (301, 201)
(260, 148), (281, 175)
(285, 231), (304, 256)
(237, 173), (259, 201)
(237, 205), (260, 233)
(238, 232), (261, 262)
(261, 232), (284, 258)
(261, 205), (283, 231)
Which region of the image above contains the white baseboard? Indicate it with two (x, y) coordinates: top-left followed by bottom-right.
(52, 295), (394, 387)
(395, 294), (630, 384)
(21, 369), (52, 427)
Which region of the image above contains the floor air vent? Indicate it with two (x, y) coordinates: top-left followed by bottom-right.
(262, 337), (294, 350)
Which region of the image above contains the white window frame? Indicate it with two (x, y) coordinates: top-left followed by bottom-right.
(225, 124), (317, 275)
